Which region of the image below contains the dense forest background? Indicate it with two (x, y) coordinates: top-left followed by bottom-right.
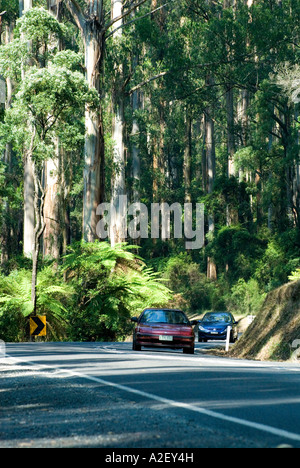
(0, 0), (299, 342)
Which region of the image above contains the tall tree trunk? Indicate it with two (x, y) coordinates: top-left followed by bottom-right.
(183, 108), (192, 204)
(31, 159), (45, 315)
(22, 0), (35, 258)
(151, 0), (166, 204)
(152, 98), (166, 204)
(66, 0), (150, 243)
(110, 0), (126, 246)
(111, 96), (126, 245)
(83, 20), (104, 242)
(43, 154), (60, 259)
(65, 0), (105, 243)
(224, 0), (238, 228)
(202, 114), (207, 193)
(294, 108), (300, 229)
(226, 85), (235, 179)
(131, 55), (141, 203)
(43, 0), (62, 260)
(237, 88), (249, 181)
(23, 152), (35, 257)
(205, 105), (217, 280)
(1, 23), (14, 268)
(25, 128), (46, 316)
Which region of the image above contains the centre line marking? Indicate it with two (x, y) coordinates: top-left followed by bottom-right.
(3, 354), (300, 444)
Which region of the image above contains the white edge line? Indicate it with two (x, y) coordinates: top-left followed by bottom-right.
(2, 354), (300, 444)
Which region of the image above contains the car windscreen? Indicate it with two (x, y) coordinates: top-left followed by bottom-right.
(140, 310), (190, 325)
(202, 313), (232, 323)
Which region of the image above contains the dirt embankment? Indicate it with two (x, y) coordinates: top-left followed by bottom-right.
(229, 280), (300, 361)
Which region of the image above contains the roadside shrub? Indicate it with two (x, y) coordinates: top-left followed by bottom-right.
(0, 267), (74, 341)
(163, 253), (215, 313)
(288, 268), (300, 282)
(0, 242), (173, 342)
(62, 241), (173, 341)
(225, 278), (266, 316)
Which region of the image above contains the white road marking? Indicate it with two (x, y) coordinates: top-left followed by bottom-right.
(3, 353), (300, 443)
(96, 345), (300, 371)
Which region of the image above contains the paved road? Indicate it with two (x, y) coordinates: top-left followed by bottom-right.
(1, 341), (300, 449)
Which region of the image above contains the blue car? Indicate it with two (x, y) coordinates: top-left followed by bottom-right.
(198, 311), (238, 343)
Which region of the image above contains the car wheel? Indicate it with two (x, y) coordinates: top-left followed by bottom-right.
(230, 332), (236, 343)
(132, 338), (141, 351)
(183, 347), (194, 354)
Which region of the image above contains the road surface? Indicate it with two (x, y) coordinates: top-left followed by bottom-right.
(1, 341), (300, 449)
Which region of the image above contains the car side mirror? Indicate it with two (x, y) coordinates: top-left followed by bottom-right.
(190, 320), (199, 326)
(131, 317), (138, 323)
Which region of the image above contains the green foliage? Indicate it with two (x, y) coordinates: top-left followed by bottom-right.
(274, 63), (300, 105)
(0, 269), (34, 317)
(16, 65), (98, 140)
(0, 8), (66, 80)
(0, 242), (173, 342)
(226, 278), (266, 316)
(50, 50), (84, 72)
(1, 1), (300, 345)
(163, 253), (221, 313)
(0, 38), (27, 81)
(206, 225), (265, 283)
(1, 0), (18, 23)
(0, 162), (5, 194)
(0, 6), (97, 166)
(288, 269), (300, 282)
(62, 241), (172, 341)
(0, 267), (74, 340)
(16, 7), (66, 48)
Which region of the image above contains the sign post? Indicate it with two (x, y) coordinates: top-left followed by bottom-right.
(225, 326), (232, 352)
(0, 339), (5, 357)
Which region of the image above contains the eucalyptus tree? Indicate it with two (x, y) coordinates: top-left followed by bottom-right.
(0, 7), (98, 313)
(0, 0), (19, 267)
(11, 67), (97, 312)
(110, 0), (126, 247)
(64, 0), (150, 243)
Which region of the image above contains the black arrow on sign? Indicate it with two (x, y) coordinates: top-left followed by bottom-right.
(31, 316), (46, 336)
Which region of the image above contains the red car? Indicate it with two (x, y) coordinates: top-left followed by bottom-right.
(131, 308), (197, 354)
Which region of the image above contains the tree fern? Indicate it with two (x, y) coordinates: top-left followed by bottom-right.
(0, 267), (74, 340)
(0, 270), (33, 317)
(62, 241), (173, 341)
(0, 242), (173, 341)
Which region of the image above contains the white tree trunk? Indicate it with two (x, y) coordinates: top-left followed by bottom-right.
(22, 0), (35, 258)
(43, 1), (62, 259)
(43, 155), (60, 259)
(227, 86), (235, 178)
(82, 14), (104, 243)
(206, 109), (217, 280)
(66, 0), (148, 243)
(111, 99), (126, 246)
(23, 153), (35, 257)
(132, 67), (140, 203)
(183, 110), (192, 204)
(110, 0), (126, 246)
(1, 24), (14, 266)
(64, 1), (105, 243)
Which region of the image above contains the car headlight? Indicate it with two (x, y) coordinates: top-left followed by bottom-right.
(199, 326), (206, 332)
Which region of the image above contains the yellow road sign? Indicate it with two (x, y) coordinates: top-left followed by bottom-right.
(30, 316), (46, 337)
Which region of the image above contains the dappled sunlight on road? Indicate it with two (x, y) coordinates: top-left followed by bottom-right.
(1, 342), (300, 448)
